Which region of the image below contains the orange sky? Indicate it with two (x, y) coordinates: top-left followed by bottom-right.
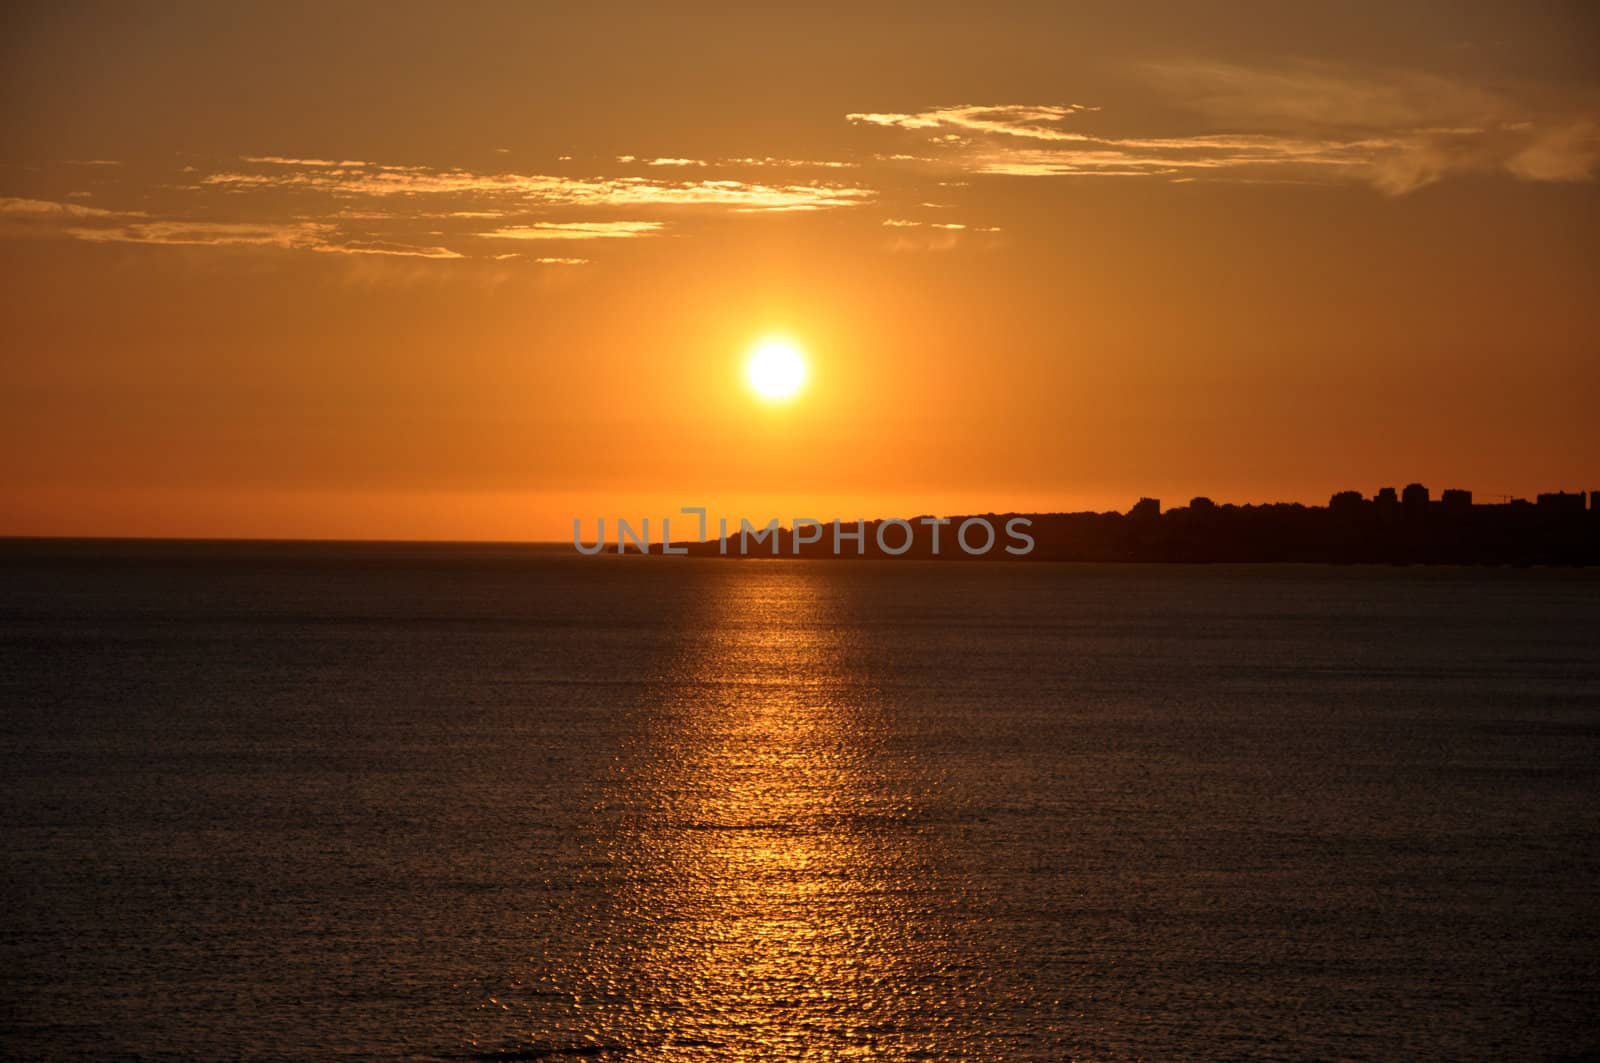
(2, 2), (1597, 540)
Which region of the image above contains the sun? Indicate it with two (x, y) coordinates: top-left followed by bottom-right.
(745, 337), (808, 402)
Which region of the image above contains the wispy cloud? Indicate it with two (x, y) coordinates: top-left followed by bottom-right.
(623, 155), (859, 170)
(1, 196), (145, 220)
(241, 155), (346, 167)
(34, 211), (461, 259)
(65, 220), (331, 249)
(849, 65), (1600, 194)
(849, 104), (1099, 142)
(882, 218), (999, 232)
(726, 157), (859, 169)
(313, 239), (462, 259)
(1, 153), (874, 263)
(1506, 121), (1600, 182)
(492, 252), (589, 264)
(199, 160), (874, 211)
(483, 221), (664, 241)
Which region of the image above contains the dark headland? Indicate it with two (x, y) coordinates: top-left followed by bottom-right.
(676, 485), (1600, 564)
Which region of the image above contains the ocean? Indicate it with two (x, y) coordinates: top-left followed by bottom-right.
(2, 541), (1598, 1060)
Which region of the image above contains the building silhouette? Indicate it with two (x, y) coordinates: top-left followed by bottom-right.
(1537, 491), (1586, 517)
(1128, 497), (1161, 521)
(682, 481), (1598, 563)
(1402, 482), (1430, 520)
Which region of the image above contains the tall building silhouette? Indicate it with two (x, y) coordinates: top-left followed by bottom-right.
(1402, 483), (1429, 520)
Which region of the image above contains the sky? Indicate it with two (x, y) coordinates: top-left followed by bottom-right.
(2, 1), (1597, 540)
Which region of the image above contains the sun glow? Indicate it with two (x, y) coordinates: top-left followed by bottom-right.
(745, 338), (808, 402)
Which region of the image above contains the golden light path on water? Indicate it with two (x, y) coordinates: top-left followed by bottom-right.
(510, 563), (1007, 1059)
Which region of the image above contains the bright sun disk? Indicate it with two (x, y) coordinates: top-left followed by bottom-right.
(745, 338), (808, 401)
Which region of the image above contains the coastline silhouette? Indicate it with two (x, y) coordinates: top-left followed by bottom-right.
(670, 485), (1599, 564)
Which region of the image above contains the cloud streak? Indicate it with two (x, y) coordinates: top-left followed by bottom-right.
(483, 221), (664, 241)
(849, 65), (1600, 194)
(1, 196), (146, 220)
(64, 220), (332, 249)
(2, 154), (874, 263)
(882, 218), (998, 231)
(199, 161), (874, 211)
(34, 213), (460, 259)
(849, 104), (1100, 142)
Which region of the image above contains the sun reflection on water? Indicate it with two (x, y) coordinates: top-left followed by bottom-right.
(509, 563), (982, 1059)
